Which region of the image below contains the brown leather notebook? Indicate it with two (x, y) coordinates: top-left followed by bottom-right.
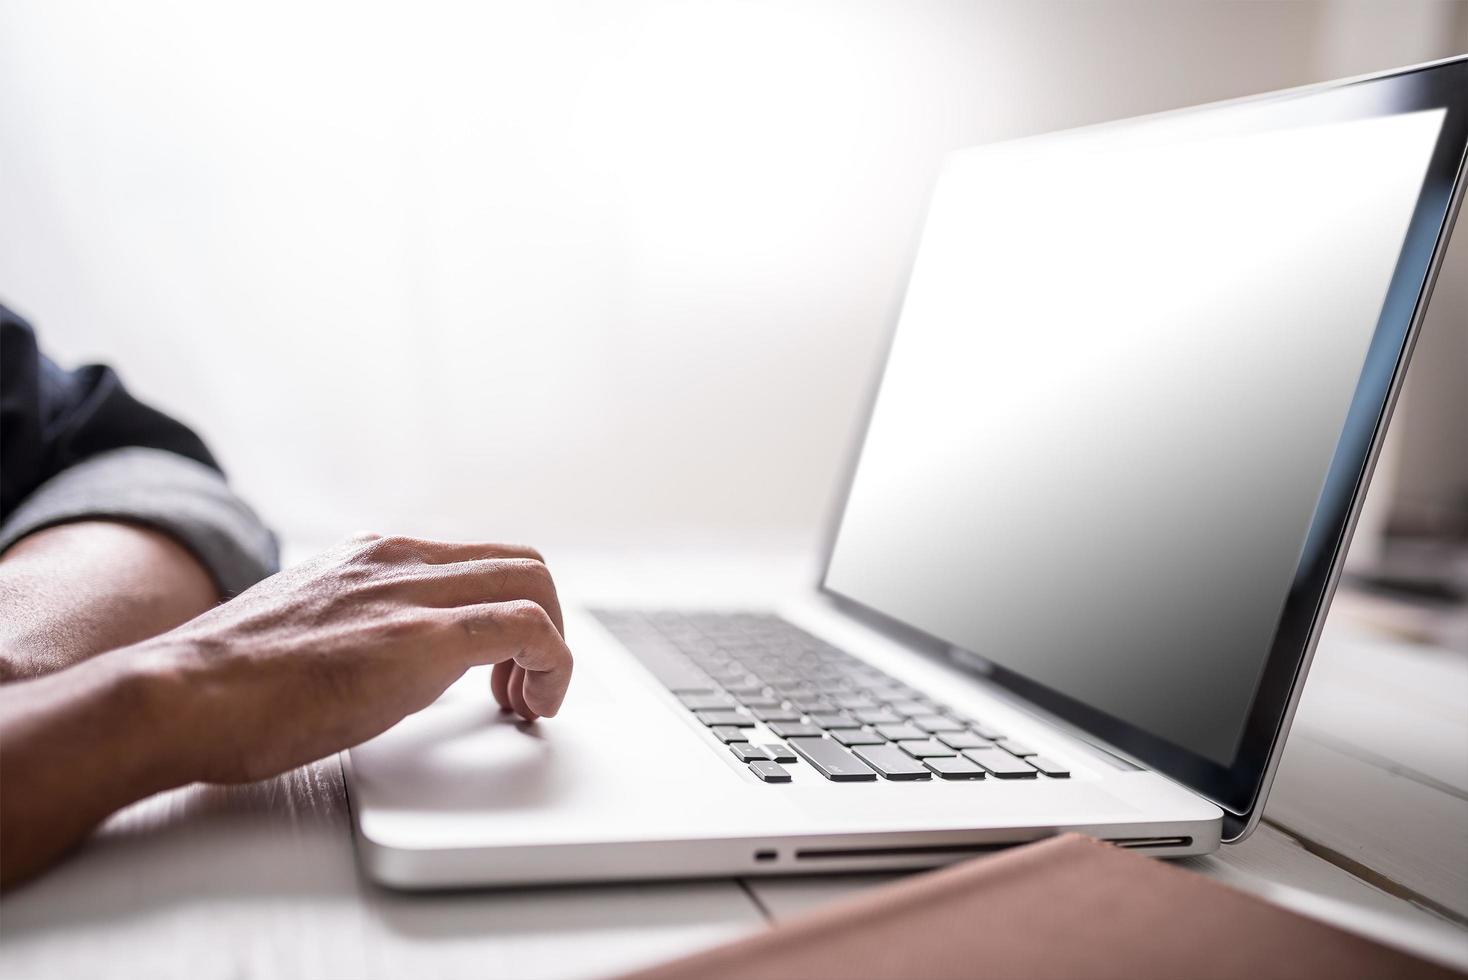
(620, 834), (1463, 980)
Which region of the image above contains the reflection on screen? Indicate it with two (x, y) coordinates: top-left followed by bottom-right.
(825, 107), (1445, 765)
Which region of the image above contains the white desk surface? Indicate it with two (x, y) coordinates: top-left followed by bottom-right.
(4, 547), (1467, 978)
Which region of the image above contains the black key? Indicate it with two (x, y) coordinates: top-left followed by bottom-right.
(896, 739), (957, 758)
(831, 728), (887, 746)
(911, 714), (964, 733)
(711, 726), (750, 744)
(875, 723), (926, 742)
(730, 743), (769, 763)
(695, 710), (755, 728)
(807, 712), (861, 729)
(768, 722), (825, 740)
(854, 744), (932, 780)
(1030, 756), (1070, 778)
(924, 756), (986, 780)
(963, 747), (1038, 778)
(854, 708), (903, 725)
(937, 731), (991, 750)
(996, 739), (1038, 757)
(788, 738), (878, 781)
(753, 706), (803, 723)
(678, 692), (732, 711)
(749, 760), (792, 783)
(760, 743), (797, 763)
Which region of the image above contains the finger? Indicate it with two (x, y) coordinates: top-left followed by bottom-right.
(450, 600), (573, 717)
(507, 664), (536, 722)
(490, 660), (515, 713)
(403, 558), (565, 636)
(367, 536), (545, 565)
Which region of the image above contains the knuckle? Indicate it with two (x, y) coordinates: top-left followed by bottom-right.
(503, 598), (551, 632)
(509, 557), (553, 588)
(380, 608), (434, 642)
(360, 534), (421, 564)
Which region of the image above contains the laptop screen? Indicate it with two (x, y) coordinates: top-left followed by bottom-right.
(823, 59), (1467, 818)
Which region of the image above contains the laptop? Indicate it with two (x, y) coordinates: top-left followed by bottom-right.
(344, 56), (1468, 888)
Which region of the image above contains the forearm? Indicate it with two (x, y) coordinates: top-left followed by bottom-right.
(0, 521), (219, 680)
(0, 645), (199, 889)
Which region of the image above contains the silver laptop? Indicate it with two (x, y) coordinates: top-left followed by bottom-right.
(344, 57), (1468, 888)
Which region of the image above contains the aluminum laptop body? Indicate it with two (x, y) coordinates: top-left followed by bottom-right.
(344, 56), (1468, 888)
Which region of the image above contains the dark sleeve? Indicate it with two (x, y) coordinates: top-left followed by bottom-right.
(1, 303), (221, 519)
(0, 303), (279, 595)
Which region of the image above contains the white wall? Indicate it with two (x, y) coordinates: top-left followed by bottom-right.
(1, 1), (1460, 552)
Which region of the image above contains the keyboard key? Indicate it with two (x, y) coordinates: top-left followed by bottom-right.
(924, 756), (986, 780)
(729, 743), (769, 763)
(937, 731), (991, 750)
(831, 728), (887, 746)
(761, 743), (797, 763)
(736, 695), (782, 710)
(788, 738), (878, 781)
(749, 760), (792, 782)
(996, 739), (1038, 756)
(854, 708), (903, 725)
(911, 714), (964, 733)
(969, 721), (1006, 740)
(711, 726), (751, 744)
(787, 699), (837, 714)
(854, 745), (932, 780)
(768, 722), (825, 740)
(832, 693), (879, 710)
(807, 712), (861, 729)
(1030, 756), (1070, 778)
(896, 739), (957, 758)
(678, 692), (732, 710)
(695, 710), (755, 728)
(963, 748), (1038, 778)
(875, 723), (927, 742)
(753, 707), (803, 723)
(887, 701), (930, 717)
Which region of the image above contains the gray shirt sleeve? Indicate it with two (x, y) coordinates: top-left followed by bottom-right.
(0, 447), (279, 597)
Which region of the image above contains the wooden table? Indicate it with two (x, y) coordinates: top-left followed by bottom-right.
(3, 548), (1466, 978)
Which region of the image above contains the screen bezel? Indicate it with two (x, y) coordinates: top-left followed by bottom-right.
(817, 55), (1468, 836)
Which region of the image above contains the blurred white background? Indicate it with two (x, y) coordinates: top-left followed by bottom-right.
(1, 1), (1464, 556)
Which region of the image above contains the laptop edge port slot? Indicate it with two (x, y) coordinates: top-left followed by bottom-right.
(794, 842), (1013, 861)
(1106, 836), (1194, 849)
(793, 836), (1193, 861)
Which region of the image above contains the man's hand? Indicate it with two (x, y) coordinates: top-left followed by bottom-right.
(0, 534), (572, 887)
(151, 533), (573, 782)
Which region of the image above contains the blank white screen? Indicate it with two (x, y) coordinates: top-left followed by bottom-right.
(825, 107), (1445, 764)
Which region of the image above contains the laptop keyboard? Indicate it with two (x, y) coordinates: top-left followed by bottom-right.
(592, 609), (1071, 783)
